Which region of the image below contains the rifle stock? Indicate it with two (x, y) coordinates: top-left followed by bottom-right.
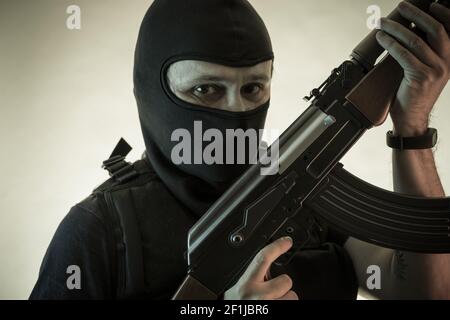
(173, 275), (218, 300)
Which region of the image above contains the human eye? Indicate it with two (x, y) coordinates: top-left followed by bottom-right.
(241, 83), (265, 101)
(190, 84), (225, 103)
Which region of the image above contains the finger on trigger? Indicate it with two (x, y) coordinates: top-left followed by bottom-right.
(246, 237), (293, 282)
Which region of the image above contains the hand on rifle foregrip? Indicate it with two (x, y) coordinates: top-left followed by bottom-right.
(224, 237), (299, 300)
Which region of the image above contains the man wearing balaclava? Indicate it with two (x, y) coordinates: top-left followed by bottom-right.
(30, 0), (450, 300)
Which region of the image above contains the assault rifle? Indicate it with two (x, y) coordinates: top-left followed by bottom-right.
(173, 0), (450, 299)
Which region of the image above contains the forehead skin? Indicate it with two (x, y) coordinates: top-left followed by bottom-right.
(167, 60), (273, 90)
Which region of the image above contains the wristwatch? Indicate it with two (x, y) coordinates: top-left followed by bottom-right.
(387, 128), (438, 151)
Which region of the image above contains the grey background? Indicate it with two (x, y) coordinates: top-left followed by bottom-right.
(0, 0), (449, 299)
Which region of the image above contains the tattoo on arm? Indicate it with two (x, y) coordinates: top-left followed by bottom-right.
(391, 250), (407, 280)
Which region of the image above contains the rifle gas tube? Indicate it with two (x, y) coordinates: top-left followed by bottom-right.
(173, 0), (450, 300)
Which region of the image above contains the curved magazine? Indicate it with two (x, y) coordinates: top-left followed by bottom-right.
(306, 163), (450, 253)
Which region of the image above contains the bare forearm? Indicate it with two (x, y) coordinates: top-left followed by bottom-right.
(393, 148), (444, 197)
(347, 1), (450, 299)
(344, 148), (448, 299)
(391, 146), (450, 299)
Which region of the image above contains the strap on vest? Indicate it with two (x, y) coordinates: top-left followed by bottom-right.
(102, 138), (139, 184)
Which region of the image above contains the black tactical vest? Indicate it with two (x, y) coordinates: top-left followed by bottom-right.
(86, 139), (357, 300)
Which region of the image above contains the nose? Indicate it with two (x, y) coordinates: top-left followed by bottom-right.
(226, 88), (248, 112)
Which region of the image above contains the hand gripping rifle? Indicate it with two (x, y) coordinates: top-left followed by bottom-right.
(173, 0), (450, 299)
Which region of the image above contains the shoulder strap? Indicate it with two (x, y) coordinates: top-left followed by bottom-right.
(94, 138), (153, 299)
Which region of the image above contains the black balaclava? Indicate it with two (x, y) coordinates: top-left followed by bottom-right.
(134, 0), (274, 217)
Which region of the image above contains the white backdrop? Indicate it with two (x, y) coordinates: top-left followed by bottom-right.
(0, 0), (449, 299)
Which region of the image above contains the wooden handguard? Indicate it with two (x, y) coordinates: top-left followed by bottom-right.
(346, 55), (403, 126)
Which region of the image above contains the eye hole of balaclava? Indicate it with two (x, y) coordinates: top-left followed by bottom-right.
(165, 60), (273, 113)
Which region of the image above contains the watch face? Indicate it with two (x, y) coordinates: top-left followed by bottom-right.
(432, 129), (438, 146)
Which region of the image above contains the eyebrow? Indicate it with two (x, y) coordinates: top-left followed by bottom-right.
(247, 74), (271, 82)
(188, 74), (271, 83)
